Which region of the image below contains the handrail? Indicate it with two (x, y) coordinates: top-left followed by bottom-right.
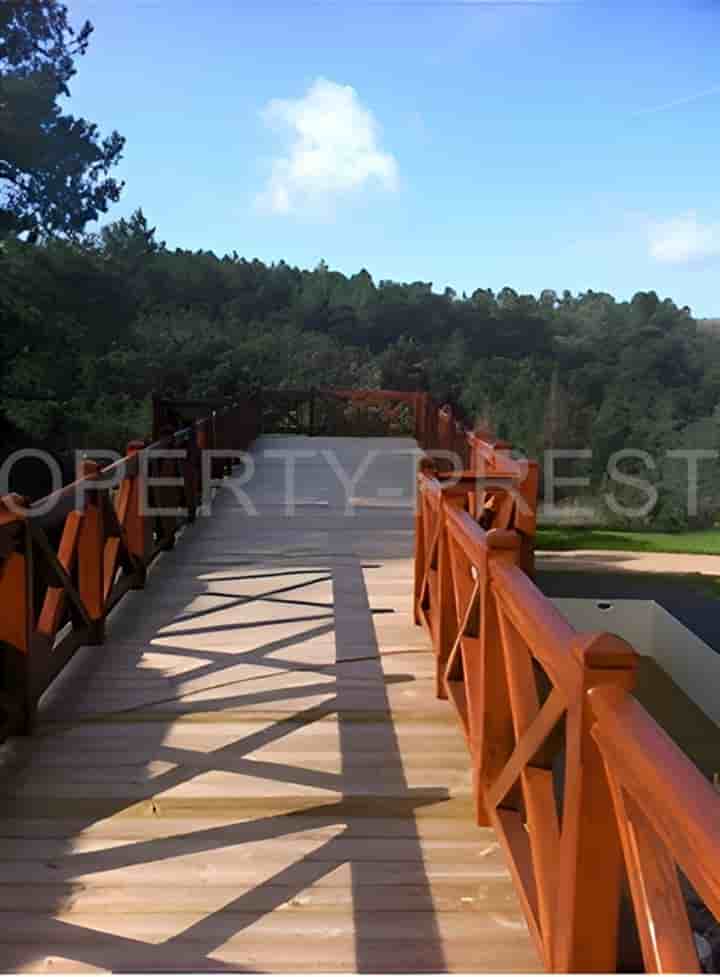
(590, 686), (720, 973)
(415, 463), (720, 973)
(0, 385), (469, 741)
(6, 381), (717, 973)
(413, 392), (539, 565)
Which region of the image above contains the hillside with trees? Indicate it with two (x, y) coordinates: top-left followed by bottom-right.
(4, 223), (720, 530)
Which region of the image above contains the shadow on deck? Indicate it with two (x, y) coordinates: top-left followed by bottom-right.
(0, 438), (536, 973)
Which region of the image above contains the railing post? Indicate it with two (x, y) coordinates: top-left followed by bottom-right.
(517, 460), (539, 577)
(77, 460), (105, 645)
(184, 427), (200, 523)
(413, 487), (426, 628)
(123, 441), (152, 585)
(554, 633), (638, 972)
(196, 419), (211, 510)
(0, 497), (34, 733)
(414, 458), (439, 628)
(209, 413), (224, 481)
(151, 429), (184, 551)
(472, 531), (521, 826)
(434, 496), (460, 701)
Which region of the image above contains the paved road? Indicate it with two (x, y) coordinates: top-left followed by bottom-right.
(537, 548), (720, 576)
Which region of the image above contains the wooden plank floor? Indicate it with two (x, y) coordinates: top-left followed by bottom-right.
(0, 437), (540, 973)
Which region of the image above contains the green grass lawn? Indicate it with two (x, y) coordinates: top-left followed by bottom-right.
(536, 526), (720, 556)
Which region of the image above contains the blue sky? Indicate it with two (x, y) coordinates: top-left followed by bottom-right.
(65, 0), (720, 315)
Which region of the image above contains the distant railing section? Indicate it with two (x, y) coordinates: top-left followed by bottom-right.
(415, 462), (720, 973)
(413, 392), (539, 574)
(0, 396), (260, 740)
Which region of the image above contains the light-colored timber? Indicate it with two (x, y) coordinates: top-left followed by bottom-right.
(0, 437), (540, 974)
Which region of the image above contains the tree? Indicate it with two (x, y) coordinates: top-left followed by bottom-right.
(543, 366), (568, 451)
(378, 337), (428, 391)
(95, 209), (163, 265)
(0, 0), (124, 238)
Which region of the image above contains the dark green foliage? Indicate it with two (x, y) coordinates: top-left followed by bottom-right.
(0, 0), (124, 238)
(3, 219), (720, 530)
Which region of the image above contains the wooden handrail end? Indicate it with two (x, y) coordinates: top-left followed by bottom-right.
(486, 528), (520, 551)
(572, 631), (639, 672)
(0, 494), (29, 525)
(586, 683), (630, 716)
(78, 458), (101, 481)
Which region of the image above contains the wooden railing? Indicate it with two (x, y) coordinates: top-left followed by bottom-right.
(590, 686), (720, 972)
(0, 396), (259, 740)
(4, 383), (719, 971)
(415, 447), (720, 972)
(1, 385), (420, 740)
(413, 393), (539, 574)
(0, 385), (415, 740)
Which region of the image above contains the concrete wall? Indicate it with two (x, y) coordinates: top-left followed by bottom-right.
(551, 597), (654, 655)
(551, 597), (720, 728)
(650, 603), (720, 728)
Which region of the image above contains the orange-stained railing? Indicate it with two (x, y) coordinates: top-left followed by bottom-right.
(412, 392), (539, 574)
(0, 385), (418, 740)
(0, 396), (260, 739)
(415, 462), (720, 972)
(590, 685), (720, 973)
(4, 382), (718, 972)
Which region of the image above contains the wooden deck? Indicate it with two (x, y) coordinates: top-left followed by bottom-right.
(0, 437), (540, 973)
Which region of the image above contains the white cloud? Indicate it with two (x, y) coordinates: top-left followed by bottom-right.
(256, 78), (399, 217)
(648, 212), (720, 265)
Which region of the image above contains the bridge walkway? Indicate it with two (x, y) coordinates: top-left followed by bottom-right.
(0, 437), (539, 973)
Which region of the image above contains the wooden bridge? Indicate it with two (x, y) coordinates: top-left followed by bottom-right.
(0, 390), (719, 973)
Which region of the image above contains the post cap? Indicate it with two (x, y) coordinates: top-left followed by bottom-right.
(0, 493), (29, 524)
(572, 631), (638, 671)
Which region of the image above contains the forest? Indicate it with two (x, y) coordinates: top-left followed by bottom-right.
(4, 223), (720, 530)
(3, 1), (720, 530)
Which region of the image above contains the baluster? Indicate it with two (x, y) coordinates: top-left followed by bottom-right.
(184, 428), (200, 523)
(123, 441), (152, 582)
(155, 430), (183, 549)
(77, 460), (105, 645)
(0, 497), (34, 732)
(196, 420), (210, 509)
(554, 633), (637, 972)
(474, 532), (521, 823)
(413, 480), (426, 627)
(516, 460), (539, 578)
(435, 498), (459, 700)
